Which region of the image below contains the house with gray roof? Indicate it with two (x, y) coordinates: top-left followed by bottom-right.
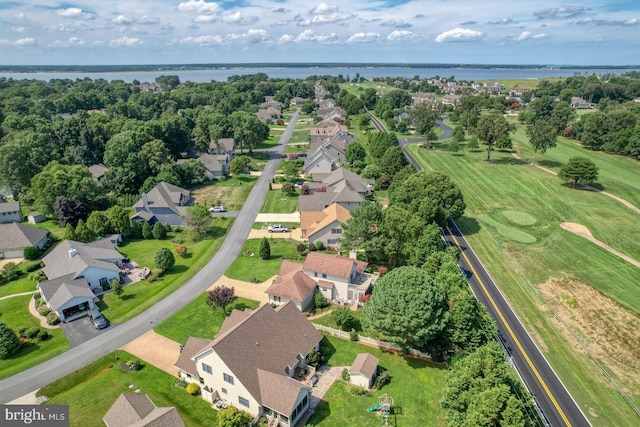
(349, 353), (379, 389)
(177, 153), (228, 180)
(209, 138), (236, 159)
(37, 275), (98, 321)
(88, 163), (109, 181)
(0, 222), (49, 259)
(131, 182), (192, 226)
(175, 302), (322, 426)
(0, 201), (22, 223)
(103, 393), (185, 427)
(299, 168), (372, 212)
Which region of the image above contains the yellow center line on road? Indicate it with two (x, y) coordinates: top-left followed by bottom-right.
(447, 226), (572, 427)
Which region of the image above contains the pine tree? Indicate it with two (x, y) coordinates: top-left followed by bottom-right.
(259, 237), (271, 260)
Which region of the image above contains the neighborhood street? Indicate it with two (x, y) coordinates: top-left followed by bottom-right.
(0, 109), (300, 404)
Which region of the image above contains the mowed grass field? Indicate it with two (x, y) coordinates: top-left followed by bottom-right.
(407, 142), (640, 425)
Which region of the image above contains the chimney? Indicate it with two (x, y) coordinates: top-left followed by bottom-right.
(349, 250), (357, 260)
(142, 193), (148, 211)
(69, 248), (77, 258)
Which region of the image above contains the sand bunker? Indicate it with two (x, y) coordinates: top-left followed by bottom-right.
(560, 222), (640, 269)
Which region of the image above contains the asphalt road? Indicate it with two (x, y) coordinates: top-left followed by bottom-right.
(443, 222), (590, 427)
(0, 109), (300, 404)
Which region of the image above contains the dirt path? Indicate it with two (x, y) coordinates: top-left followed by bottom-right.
(120, 330), (181, 377)
(511, 152), (640, 214)
(560, 222), (640, 269)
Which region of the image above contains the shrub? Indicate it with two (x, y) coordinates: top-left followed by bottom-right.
(112, 279), (124, 298)
(314, 293), (329, 309)
(349, 385), (367, 396)
(154, 247), (175, 272)
(33, 292), (41, 301)
(307, 348), (323, 368)
(341, 368), (350, 381)
(28, 271), (46, 282)
(46, 312), (60, 326)
(349, 330), (359, 341)
(315, 241), (324, 251)
(23, 261), (42, 273)
(259, 237), (271, 260)
(175, 246), (188, 257)
(25, 327), (41, 339)
(378, 266), (388, 276)
(127, 360), (141, 371)
(296, 243), (307, 255)
(0, 322), (21, 359)
(23, 246), (40, 260)
(1, 262), (20, 281)
(359, 294), (371, 303)
(175, 379), (188, 388)
(37, 298), (46, 307)
(38, 331), (49, 341)
(186, 382), (200, 395)
(37, 305), (51, 316)
(375, 370), (391, 389)
(152, 222), (167, 240)
(332, 307), (356, 330)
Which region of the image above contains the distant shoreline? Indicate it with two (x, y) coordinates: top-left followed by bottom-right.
(1, 63), (640, 73)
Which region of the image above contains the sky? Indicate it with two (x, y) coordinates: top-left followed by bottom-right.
(1, 1), (639, 66)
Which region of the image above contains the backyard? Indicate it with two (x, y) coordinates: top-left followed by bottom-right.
(224, 238), (303, 283)
(407, 140), (640, 426)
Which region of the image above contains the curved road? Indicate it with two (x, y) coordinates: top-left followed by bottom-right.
(0, 109), (300, 404)
(370, 111), (590, 426)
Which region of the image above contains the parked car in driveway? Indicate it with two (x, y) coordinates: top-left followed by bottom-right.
(267, 224), (290, 233)
(210, 205), (226, 212)
(88, 310), (108, 330)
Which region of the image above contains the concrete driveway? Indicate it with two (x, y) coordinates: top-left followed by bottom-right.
(60, 316), (112, 347)
(120, 330), (181, 377)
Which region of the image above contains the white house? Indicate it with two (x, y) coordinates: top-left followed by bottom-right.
(349, 353), (379, 389)
(265, 261), (317, 312)
(174, 303), (322, 426)
(300, 203), (351, 250)
(37, 275), (98, 321)
(0, 222), (49, 259)
(0, 201), (22, 223)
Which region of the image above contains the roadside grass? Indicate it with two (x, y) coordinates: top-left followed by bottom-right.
(0, 295), (69, 380)
(191, 175), (258, 210)
(155, 294), (260, 343)
(407, 143), (640, 425)
(254, 134), (279, 150)
(307, 335), (448, 427)
(224, 239), (303, 282)
(0, 274), (37, 298)
(101, 219), (231, 323)
(37, 350), (216, 427)
(260, 189), (300, 213)
(508, 120), (640, 207)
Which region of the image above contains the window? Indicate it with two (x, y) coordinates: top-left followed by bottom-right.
(221, 388), (227, 394)
(331, 228), (342, 234)
(99, 277), (109, 286)
(327, 239), (337, 245)
(321, 287), (327, 292)
(238, 396), (249, 408)
(273, 296), (281, 302)
(322, 274), (327, 278)
(202, 363), (212, 374)
(314, 272), (318, 277)
(223, 373), (234, 384)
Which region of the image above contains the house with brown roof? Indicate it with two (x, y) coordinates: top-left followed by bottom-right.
(310, 119), (349, 144)
(349, 353), (379, 389)
(302, 252), (377, 304)
(300, 203), (351, 249)
(0, 201), (22, 223)
(256, 108), (282, 123)
(0, 222), (49, 259)
(131, 182), (192, 226)
(174, 302), (322, 426)
(103, 393), (185, 427)
(441, 94), (461, 106)
(265, 261), (316, 311)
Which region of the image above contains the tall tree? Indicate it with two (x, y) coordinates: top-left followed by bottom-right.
(184, 204), (212, 237)
(154, 247), (175, 272)
(341, 200), (384, 261)
(476, 114), (511, 161)
(86, 211), (110, 236)
(363, 266), (448, 352)
(526, 120), (557, 165)
(558, 157), (598, 187)
(53, 197), (88, 227)
(409, 102), (439, 147)
(459, 95), (481, 132)
(0, 321), (21, 359)
(108, 205), (132, 237)
(259, 237), (271, 260)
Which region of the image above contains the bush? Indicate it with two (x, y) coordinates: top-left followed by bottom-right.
(23, 261), (42, 272)
(38, 331), (49, 341)
(375, 370), (391, 389)
(175, 379), (188, 388)
(46, 312), (60, 326)
(154, 247), (175, 272)
(37, 298), (46, 307)
(25, 327), (41, 339)
(126, 360), (141, 371)
(349, 330), (359, 341)
(314, 293), (329, 309)
(33, 292), (41, 301)
(0, 322), (21, 359)
(23, 246), (40, 260)
(1, 262), (20, 281)
(186, 382), (200, 395)
(37, 305), (51, 316)
(307, 348), (323, 368)
(341, 368), (350, 381)
(259, 237), (271, 260)
(315, 241), (324, 251)
(332, 307), (356, 330)
(349, 385), (368, 396)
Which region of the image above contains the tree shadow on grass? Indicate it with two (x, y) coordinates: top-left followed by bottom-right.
(320, 336), (337, 362)
(491, 156), (524, 166)
(537, 159), (563, 169)
(119, 294), (137, 301)
(456, 216), (481, 236)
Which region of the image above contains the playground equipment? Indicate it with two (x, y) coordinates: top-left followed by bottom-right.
(366, 393), (394, 426)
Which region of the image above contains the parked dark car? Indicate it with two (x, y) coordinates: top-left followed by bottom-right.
(88, 310), (108, 329)
(297, 152), (307, 157)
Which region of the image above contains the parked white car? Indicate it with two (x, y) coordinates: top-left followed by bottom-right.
(209, 206), (226, 212)
(267, 224), (290, 233)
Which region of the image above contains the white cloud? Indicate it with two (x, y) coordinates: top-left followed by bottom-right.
(138, 16), (160, 25)
(180, 35), (224, 45)
(435, 27), (484, 43)
(12, 26), (26, 33)
(16, 38), (36, 46)
(285, 29), (338, 44)
(57, 8), (95, 20)
(297, 4), (355, 26)
(533, 33), (547, 39)
(113, 15), (133, 25)
(228, 29), (269, 43)
(110, 36), (141, 46)
(347, 32), (380, 43)
(387, 30), (415, 41)
(311, 3), (339, 15)
(13, 12), (26, 21)
(278, 34), (295, 43)
(68, 37), (85, 46)
(194, 14), (218, 23)
(177, 0), (220, 15)
(315, 32), (339, 43)
(380, 19), (412, 29)
(516, 31), (531, 41)
(222, 11), (259, 26)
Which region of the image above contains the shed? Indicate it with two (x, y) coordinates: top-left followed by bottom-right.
(27, 212), (47, 224)
(349, 353), (379, 389)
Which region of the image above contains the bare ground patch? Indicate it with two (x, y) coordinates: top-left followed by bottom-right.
(192, 185), (250, 209)
(538, 277), (640, 395)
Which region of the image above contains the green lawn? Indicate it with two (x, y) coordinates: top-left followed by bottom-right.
(307, 335), (448, 427)
(0, 295), (69, 380)
(0, 274), (38, 298)
(37, 350), (216, 427)
(101, 220), (231, 323)
(260, 189), (300, 213)
(29, 219), (67, 239)
(407, 142), (640, 426)
(192, 175), (258, 210)
(155, 294), (260, 343)
(224, 239), (303, 282)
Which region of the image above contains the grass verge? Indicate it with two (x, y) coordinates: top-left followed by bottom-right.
(260, 189), (300, 213)
(224, 239), (303, 282)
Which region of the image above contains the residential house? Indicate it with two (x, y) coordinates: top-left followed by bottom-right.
(299, 168), (372, 212)
(509, 88), (531, 98)
(349, 353), (379, 389)
(103, 393), (185, 427)
(290, 96), (307, 106)
(265, 261), (317, 311)
(175, 302), (322, 426)
(309, 133), (355, 155)
(178, 153), (229, 180)
(38, 238), (124, 320)
(302, 252), (377, 303)
(412, 93), (436, 105)
(27, 212), (47, 224)
(0, 201), (22, 223)
(131, 182), (192, 226)
(256, 108), (281, 123)
(300, 203), (351, 249)
(88, 163), (109, 182)
(209, 138), (236, 159)
(260, 97), (284, 110)
(310, 119), (349, 144)
(441, 94), (461, 106)
(570, 96), (597, 109)
(303, 145), (340, 175)
(316, 107), (346, 123)
(0, 222), (49, 259)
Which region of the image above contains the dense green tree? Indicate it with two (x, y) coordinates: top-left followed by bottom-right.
(152, 221), (167, 239)
(341, 200), (384, 261)
(260, 237), (271, 260)
(345, 142), (366, 165)
(0, 321), (21, 359)
(230, 111), (269, 155)
(332, 307), (357, 330)
(452, 125), (466, 143)
(409, 102), (439, 145)
(449, 139), (460, 154)
(108, 205), (132, 237)
(526, 120), (557, 165)
(184, 204), (212, 237)
(1, 262), (20, 281)
(360, 88), (378, 110)
(380, 205), (426, 265)
(476, 114), (511, 161)
(364, 266), (448, 351)
(86, 211), (110, 237)
(178, 158), (206, 184)
(141, 139), (172, 175)
(368, 131), (398, 159)
(467, 136), (479, 151)
(63, 223), (76, 241)
(558, 157), (599, 187)
(74, 219), (95, 243)
(407, 223), (442, 267)
(378, 145), (409, 178)
(154, 247), (175, 272)
(112, 279), (124, 298)
(230, 155), (251, 175)
(217, 406), (252, 427)
(459, 95), (481, 132)
(142, 221), (153, 239)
